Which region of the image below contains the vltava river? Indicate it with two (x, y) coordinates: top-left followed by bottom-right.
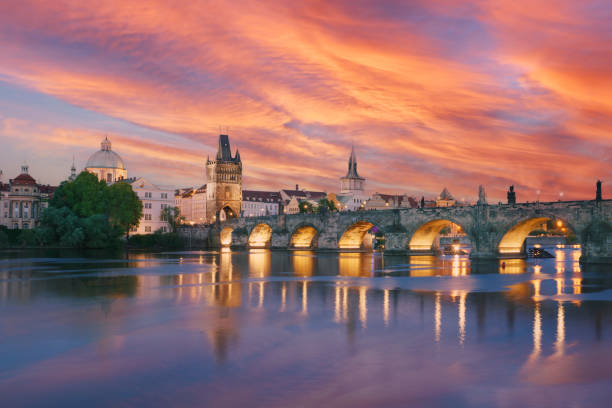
(1, 247), (612, 407)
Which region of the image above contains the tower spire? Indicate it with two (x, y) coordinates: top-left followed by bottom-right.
(69, 154), (77, 181)
(345, 145), (359, 178)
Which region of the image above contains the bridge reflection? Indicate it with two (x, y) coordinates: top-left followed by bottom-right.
(4, 247), (608, 368)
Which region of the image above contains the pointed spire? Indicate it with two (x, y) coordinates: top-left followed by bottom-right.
(234, 148), (241, 162)
(69, 154), (77, 181)
(345, 145), (360, 178)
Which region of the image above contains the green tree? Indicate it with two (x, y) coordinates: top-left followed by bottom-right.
(51, 171), (109, 217)
(160, 206), (183, 233)
(298, 201), (313, 214)
(107, 182), (143, 237)
(316, 198), (337, 214)
(0, 229), (8, 248)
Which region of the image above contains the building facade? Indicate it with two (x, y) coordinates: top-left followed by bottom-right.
(436, 187), (456, 207)
(206, 135), (242, 222)
(0, 166), (55, 230)
(129, 177), (174, 234)
(242, 190), (282, 217)
(175, 185), (207, 224)
(365, 193), (418, 210)
(85, 137), (127, 183)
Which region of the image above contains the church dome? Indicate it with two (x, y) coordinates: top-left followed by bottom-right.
(85, 137), (125, 170)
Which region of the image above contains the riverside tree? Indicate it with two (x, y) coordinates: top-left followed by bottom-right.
(39, 171), (143, 247)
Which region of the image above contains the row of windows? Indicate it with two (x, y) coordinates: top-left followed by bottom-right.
(141, 202), (171, 210)
(12, 188), (37, 193)
(140, 192), (169, 199)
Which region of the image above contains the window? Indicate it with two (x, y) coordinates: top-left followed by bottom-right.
(130, 227), (137, 232)
(161, 193), (168, 199)
(144, 203), (152, 209)
(24, 188), (29, 192)
(145, 226), (151, 232)
(106, 173), (112, 183)
(144, 214), (152, 220)
(23, 223), (29, 229)
(145, 192), (152, 198)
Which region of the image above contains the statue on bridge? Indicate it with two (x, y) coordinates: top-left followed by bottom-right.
(477, 185), (487, 205)
(507, 185), (516, 204)
(596, 180), (602, 202)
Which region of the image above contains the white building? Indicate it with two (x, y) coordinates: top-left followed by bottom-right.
(85, 137), (127, 183)
(242, 190), (281, 217)
(335, 146), (369, 211)
(129, 177), (174, 234)
(174, 185), (207, 224)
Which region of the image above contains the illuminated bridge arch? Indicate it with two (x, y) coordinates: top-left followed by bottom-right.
(290, 224), (319, 249)
(338, 220), (380, 250)
(220, 227), (233, 247)
(248, 223), (273, 248)
(408, 219), (470, 252)
(497, 216), (577, 255)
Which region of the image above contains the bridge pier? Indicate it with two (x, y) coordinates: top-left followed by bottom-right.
(580, 217), (612, 264)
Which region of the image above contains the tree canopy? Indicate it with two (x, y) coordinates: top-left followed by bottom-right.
(39, 171), (143, 247)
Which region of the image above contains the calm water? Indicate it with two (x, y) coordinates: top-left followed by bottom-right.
(2, 247), (612, 408)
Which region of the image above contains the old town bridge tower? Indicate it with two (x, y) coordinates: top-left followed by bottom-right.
(206, 134), (242, 222)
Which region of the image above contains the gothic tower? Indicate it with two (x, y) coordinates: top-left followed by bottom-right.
(206, 134), (242, 222)
(340, 146), (365, 194)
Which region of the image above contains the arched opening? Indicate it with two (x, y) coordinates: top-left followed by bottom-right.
(220, 227), (233, 247)
(498, 217), (578, 256)
(248, 223), (273, 248)
(409, 219), (469, 254)
(290, 225), (319, 249)
(222, 206), (237, 219)
(338, 221), (380, 250)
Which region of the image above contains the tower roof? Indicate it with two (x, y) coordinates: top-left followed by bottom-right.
(343, 145), (362, 179)
(215, 134), (240, 162)
(438, 187), (454, 201)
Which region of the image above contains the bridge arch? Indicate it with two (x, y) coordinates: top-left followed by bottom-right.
(338, 220), (383, 250)
(289, 224), (319, 249)
(497, 215), (577, 255)
(248, 223), (273, 248)
(220, 227), (233, 247)
(408, 219), (471, 253)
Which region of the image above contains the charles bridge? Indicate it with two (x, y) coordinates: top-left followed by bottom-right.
(184, 199), (612, 263)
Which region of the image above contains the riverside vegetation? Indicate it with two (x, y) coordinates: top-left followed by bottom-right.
(0, 172), (184, 249)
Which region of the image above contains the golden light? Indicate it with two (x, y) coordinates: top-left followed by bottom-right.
(556, 220), (563, 228)
(248, 223), (273, 248)
(220, 227), (233, 247)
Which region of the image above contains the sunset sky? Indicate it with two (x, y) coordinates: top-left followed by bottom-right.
(0, 0), (610, 202)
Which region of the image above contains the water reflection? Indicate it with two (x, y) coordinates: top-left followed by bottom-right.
(2, 246), (612, 407)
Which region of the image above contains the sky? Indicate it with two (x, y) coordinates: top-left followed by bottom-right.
(0, 0), (610, 202)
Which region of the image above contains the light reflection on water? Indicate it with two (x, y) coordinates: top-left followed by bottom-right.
(1, 247), (612, 407)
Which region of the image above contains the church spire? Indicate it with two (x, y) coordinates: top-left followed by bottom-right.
(69, 155), (77, 181)
(345, 145), (360, 178)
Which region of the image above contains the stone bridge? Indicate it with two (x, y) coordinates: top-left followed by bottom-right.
(207, 199), (612, 263)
